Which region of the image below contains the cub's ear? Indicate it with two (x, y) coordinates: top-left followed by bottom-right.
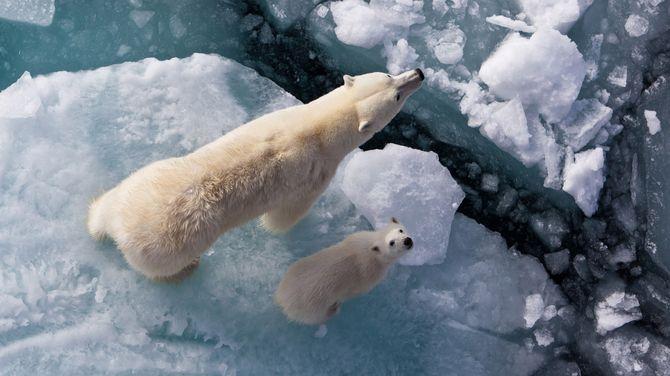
(371, 246), (380, 252)
(343, 75), (355, 87)
(358, 120), (372, 132)
(391, 217), (399, 224)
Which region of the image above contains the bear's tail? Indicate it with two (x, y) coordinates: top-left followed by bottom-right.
(87, 194), (108, 241)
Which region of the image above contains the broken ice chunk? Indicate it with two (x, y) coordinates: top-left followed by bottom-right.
(425, 25), (466, 65)
(479, 97), (540, 167)
(543, 249), (570, 275)
(525, 294), (545, 328)
(556, 99), (613, 151)
(129, 10), (154, 29)
(530, 210), (569, 250)
(595, 291), (642, 335)
(562, 147), (606, 217)
(384, 39), (418, 75)
(607, 66), (628, 88)
(0, 0), (55, 26)
(534, 328), (554, 347)
(624, 15), (649, 38)
(0, 71), (41, 119)
(480, 173), (499, 193)
(515, 0), (594, 33)
(479, 29), (586, 124)
(341, 144), (465, 265)
(644, 110), (661, 135)
(330, 0), (425, 49)
(485, 15), (536, 33)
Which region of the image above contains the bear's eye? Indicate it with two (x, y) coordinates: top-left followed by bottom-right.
(386, 74), (391, 78)
(399, 229), (403, 233)
(389, 240), (395, 246)
(395, 94), (401, 101)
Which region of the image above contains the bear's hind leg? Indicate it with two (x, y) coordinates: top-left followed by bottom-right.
(260, 188), (326, 232)
(87, 195), (109, 240)
(153, 257), (200, 283)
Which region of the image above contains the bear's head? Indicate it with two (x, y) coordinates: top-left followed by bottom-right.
(343, 69), (424, 135)
(370, 217), (413, 261)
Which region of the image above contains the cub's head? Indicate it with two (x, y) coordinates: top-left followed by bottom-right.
(343, 69), (424, 135)
(370, 217), (413, 261)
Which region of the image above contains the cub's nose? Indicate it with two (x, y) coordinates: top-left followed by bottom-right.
(414, 68), (424, 81)
(404, 237), (413, 248)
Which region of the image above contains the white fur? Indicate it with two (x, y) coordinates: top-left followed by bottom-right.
(87, 70), (423, 280)
(275, 219), (413, 325)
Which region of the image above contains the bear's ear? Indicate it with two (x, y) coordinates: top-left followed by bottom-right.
(343, 75), (355, 87)
(358, 120), (372, 132)
(371, 246), (380, 252)
(391, 217), (399, 224)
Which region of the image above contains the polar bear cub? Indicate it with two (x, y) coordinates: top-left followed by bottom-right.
(275, 218), (413, 325)
(87, 69), (424, 281)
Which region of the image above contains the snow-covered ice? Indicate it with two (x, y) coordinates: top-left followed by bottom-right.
(485, 15), (536, 33)
(330, 0), (424, 49)
(341, 144), (465, 265)
(0, 53), (569, 374)
(515, 0), (594, 33)
(0, 71), (41, 118)
(479, 29), (586, 124)
(0, 0), (55, 26)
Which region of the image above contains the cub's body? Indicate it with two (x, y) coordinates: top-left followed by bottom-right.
(275, 220), (413, 324)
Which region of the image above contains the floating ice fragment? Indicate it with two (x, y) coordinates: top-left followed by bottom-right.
(169, 15), (186, 39)
(0, 71), (41, 119)
(425, 25), (466, 65)
(384, 39), (419, 75)
(129, 10), (154, 29)
(479, 29), (586, 123)
(530, 210), (569, 250)
(0, 0), (55, 26)
(624, 15), (649, 37)
(525, 294), (545, 328)
(562, 147), (605, 217)
(485, 15), (536, 33)
(516, 0), (594, 33)
(608, 66), (628, 88)
(542, 305), (557, 321)
(644, 110), (661, 135)
(543, 249), (570, 275)
(534, 328), (554, 347)
(595, 292), (642, 334)
(314, 324), (328, 338)
(341, 144), (465, 265)
(557, 99), (613, 151)
(116, 44), (132, 57)
(480, 173), (499, 193)
(330, 0), (425, 49)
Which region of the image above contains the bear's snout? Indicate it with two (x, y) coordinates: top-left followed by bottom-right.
(414, 68), (424, 81)
(404, 237), (413, 249)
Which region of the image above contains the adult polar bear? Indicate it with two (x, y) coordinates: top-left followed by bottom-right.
(88, 69), (424, 280)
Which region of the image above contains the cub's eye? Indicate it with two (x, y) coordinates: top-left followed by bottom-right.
(386, 74), (391, 78)
(399, 229), (403, 233)
(389, 240), (395, 246)
(395, 94), (400, 101)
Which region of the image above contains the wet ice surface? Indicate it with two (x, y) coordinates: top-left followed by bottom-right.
(2, 0), (670, 374)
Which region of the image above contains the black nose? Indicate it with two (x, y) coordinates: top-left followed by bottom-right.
(404, 237), (413, 248)
(415, 68), (424, 81)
